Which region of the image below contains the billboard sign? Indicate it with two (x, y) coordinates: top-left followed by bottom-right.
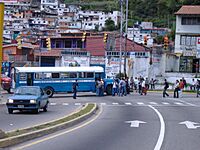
(196, 37), (200, 58)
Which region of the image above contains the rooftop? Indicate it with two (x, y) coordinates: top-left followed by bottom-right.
(175, 5), (200, 15)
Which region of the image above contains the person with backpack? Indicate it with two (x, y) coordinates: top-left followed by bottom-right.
(163, 79), (169, 97)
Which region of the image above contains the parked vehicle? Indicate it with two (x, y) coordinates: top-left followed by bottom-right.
(6, 86), (49, 114)
(1, 74), (11, 93)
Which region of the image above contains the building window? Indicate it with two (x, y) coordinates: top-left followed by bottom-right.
(179, 56), (193, 72)
(77, 40), (82, 48)
(180, 35), (197, 46)
(55, 40), (61, 48)
(182, 17), (200, 25)
(64, 40), (71, 48)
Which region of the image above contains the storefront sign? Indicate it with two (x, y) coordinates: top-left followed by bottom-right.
(183, 50), (196, 57)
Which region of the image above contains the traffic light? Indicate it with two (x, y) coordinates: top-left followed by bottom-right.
(164, 36), (169, 50)
(16, 36), (22, 49)
(46, 38), (51, 51)
(82, 32), (86, 42)
(144, 35), (148, 46)
(103, 33), (108, 43)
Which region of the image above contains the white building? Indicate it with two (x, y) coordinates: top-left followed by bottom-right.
(77, 10), (120, 30)
(175, 5), (200, 74)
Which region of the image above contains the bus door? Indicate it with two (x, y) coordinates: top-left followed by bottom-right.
(27, 73), (34, 86)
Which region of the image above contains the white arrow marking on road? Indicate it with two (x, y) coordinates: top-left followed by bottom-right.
(179, 121), (200, 129)
(125, 120), (146, 128)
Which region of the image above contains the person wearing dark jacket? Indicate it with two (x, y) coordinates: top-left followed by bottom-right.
(163, 79), (169, 97)
(72, 80), (78, 99)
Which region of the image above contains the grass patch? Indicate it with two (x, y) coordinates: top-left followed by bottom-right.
(6, 103), (95, 137)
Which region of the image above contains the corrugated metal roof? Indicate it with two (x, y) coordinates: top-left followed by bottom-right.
(175, 5), (200, 15)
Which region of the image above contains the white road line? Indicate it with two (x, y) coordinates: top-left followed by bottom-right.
(75, 103), (81, 106)
(125, 102), (132, 105)
(137, 102), (144, 105)
(149, 102), (157, 105)
(148, 105), (165, 150)
(100, 103), (106, 105)
(167, 98), (196, 106)
(162, 102), (170, 105)
(112, 103), (119, 105)
(174, 102), (184, 105)
(50, 103), (56, 105)
(62, 103), (69, 106)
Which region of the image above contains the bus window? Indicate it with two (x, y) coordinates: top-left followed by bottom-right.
(35, 73), (43, 79)
(43, 73), (51, 79)
(86, 72), (94, 78)
(60, 73), (70, 78)
(52, 73), (60, 78)
(78, 72), (85, 78)
(69, 72), (77, 78)
(20, 73), (26, 80)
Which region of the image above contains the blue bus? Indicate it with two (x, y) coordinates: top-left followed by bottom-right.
(12, 66), (113, 97)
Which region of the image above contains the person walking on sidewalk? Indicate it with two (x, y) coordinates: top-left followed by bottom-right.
(163, 79), (169, 97)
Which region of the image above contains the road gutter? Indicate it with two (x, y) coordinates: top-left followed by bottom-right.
(148, 105), (165, 150)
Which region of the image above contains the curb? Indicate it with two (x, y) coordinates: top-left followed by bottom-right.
(0, 103), (98, 148)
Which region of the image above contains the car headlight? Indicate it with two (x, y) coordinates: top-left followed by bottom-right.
(30, 100), (36, 104)
(7, 99), (13, 103)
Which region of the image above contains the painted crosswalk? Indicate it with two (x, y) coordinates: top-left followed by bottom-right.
(47, 101), (196, 107)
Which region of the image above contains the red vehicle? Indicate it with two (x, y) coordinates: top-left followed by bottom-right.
(1, 74), (11, 93)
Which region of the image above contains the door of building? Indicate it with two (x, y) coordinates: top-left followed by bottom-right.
(192, 59), (199, 73)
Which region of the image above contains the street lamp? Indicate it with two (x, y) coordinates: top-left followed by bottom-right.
(119, 0), (123, 78)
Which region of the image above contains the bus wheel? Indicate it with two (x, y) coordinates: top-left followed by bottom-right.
(45, 87), (54, 98)
(106, 84), (112, 95)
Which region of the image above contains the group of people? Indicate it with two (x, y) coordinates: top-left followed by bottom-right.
(111, 76), (157, 96)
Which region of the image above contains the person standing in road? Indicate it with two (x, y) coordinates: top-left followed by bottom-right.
(163, 79), (169, 97)
(174, 80), (180, 98)
(196, 79), (200, 97)
(72, 80), (78, 99)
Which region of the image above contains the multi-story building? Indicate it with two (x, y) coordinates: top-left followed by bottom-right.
(175, 5), (200, 73)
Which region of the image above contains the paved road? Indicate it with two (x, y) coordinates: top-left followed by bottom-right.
(0, 93), (82, 132)
(8, 92), (200, 150)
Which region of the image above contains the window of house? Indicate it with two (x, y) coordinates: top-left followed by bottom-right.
(180, 35), (197, 46)
(179, 57), (193, 72)
(64, 40), (71, 48)
(77, 40), (82, 48)
(55, 40), (61, 48)
(182, 17), (200, 25)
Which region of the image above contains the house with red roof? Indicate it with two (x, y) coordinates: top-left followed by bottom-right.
(174, 5), (200, 74)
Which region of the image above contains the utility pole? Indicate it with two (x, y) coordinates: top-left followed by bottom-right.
(0, 3), (4, 86)
(119, 0), (123, 78)
(124, 0), (128, 78)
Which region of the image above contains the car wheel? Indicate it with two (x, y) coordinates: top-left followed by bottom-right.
(8, 109), (13, 114)
(44, 87), (54, 98)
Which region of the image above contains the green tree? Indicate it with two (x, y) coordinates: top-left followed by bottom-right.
(105, 18), (116, 31)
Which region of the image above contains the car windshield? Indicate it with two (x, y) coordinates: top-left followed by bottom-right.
(15, 87), (39, 96)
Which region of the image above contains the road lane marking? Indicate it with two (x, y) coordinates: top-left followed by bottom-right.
(137, 102), (144, 105)
(174, 102), (184, 105)
(75, 103), (81, 106)
(100, 103), (106, 105)
(14, 104), (103, 150)
(148, 105), (165, 150)
(50, 103), (56, 106)
(162, 102), (169, 105)
(112, 103), (119, 105)
(62, 103), (69, 106)
(125, 102), (132, 105)
(149, 102), (157, 105)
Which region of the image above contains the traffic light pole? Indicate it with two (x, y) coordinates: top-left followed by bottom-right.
(119, 0), (123, 78)
(0, 3), (4, 86)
